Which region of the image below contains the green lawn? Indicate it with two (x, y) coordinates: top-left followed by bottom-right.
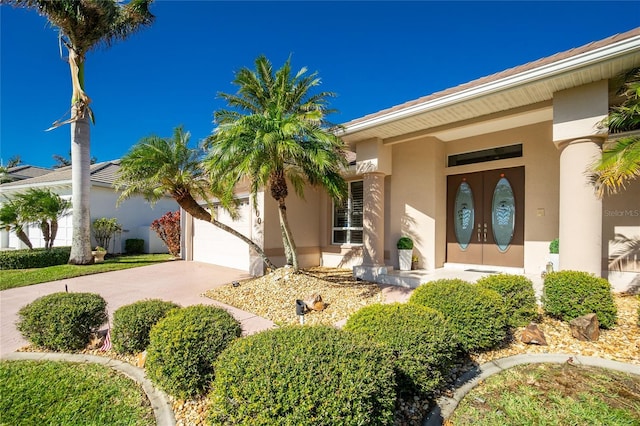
(0, 360), (155, 425)
(449, 363), (640, 425)
(0, 254), (172, 291)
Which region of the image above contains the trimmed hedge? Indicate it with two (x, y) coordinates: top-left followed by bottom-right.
(543, 271), (617, 329)
(146, 305), (241, 398)
(112, 300), (180, 354)
(0, 247), (71, 270)
(17, 292), (107, 351)
(208, 326), (396, 426)
(125, 239), (145, 254)
(409, 279), (507, 352)
(476, 274), (539, 327)
(344, 303), (458, 396)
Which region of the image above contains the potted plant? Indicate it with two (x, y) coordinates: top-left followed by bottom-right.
(397, 236), (413, 271)
(411, 255), (419, 270)
(548, 238), (559, 272)
(92, 246), (107, 263)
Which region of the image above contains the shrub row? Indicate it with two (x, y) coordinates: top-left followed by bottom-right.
(125, 239), (145, 255)
(543, 271), (617, 328)
(0, 246), (71, 270)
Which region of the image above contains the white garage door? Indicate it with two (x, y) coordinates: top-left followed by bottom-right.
(192, 199), (251, 271)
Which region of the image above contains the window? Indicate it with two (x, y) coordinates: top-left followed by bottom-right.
(447, 144), (522, 167)
(333, 180), (363, 244)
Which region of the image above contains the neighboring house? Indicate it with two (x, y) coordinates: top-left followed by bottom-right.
(1, 165), (53, 183)
(183, 28), (640, 292)
(0, 161), (178, 253)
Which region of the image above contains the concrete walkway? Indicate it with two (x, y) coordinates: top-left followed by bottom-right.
(0, 260), (276, 356)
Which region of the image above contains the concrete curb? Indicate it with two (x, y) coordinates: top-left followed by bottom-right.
(424, 353), (640, 425)
(1, 352), (175, 426)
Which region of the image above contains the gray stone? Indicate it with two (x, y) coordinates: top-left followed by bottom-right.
(521, 323), (547, 345)
(569, 313), (600, 341)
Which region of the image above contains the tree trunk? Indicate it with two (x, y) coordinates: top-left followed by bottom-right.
(50, 219), (59, 249)
(277, 197), (299, 272)
(39, 221), (51, 249)
(15, 227), (32, 250)
(174, 191), (276, 271)
(68, 111), (93, 264)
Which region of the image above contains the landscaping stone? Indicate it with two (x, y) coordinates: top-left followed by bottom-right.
(521, 323), (547, 345)
(569, 313), (600, 341)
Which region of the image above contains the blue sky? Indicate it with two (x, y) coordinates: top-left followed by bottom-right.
(1, 1), (639, 168)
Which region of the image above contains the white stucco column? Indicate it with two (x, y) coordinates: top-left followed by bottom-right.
(558, 138), (603, 275)
(362, 172), (385, 266)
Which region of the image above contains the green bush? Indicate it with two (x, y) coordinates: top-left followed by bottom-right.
(112, 300), (180, 354)
(549, 238), (559, 254)
(397, 236), (413, 250)
(409, 279), (506, 352)
(476, 274), (538, 327)
(17, 292), (107, 351)
(543, 271), (617, 328)
(125, 239), (145, 255)
(344, 303), (458, 396)
(146, 305), (241, 398)
(0, 246), (71, 269)
(208, 326), (396, 426)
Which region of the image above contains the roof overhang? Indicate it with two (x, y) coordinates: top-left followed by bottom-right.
(339, 32), (640, 147)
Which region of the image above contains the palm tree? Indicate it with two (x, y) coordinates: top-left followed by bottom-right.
(592, 67), (640, 197)
(5, 0), (155, 264)
(14, 189), (71, 249)
(115, 126), (276, 270)
(0, 199), (32, 249)
(205, 55), (348, 272)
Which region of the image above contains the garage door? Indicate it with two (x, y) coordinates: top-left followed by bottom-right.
(192, 199), (251, 271)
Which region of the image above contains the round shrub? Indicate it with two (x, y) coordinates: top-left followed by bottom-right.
(145, 305), (241, 398)
(112, 299), (180, 354)
(17, 292), (107, 351)
(344, 303), (458, 396)
(476, 274), (538, 327)
(409, 279), (506, 352)
(208, 326), (396, 426)
(543, 271), (617, 328)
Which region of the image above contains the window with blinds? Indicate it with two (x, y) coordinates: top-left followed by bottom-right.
(332, 180), (363, 244)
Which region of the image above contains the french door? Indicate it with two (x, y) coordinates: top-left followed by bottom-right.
(446, 167), (524, 268)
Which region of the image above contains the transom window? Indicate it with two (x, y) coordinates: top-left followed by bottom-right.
(333, 180), (363, 245)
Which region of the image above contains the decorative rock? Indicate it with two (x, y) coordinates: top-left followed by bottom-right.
(569, 313), (600, 341)
(304, 293), (326, 311)
(521, 323), (548, 345)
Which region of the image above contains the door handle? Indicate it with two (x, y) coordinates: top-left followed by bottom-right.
(477, 224), (482, 242)
(483, 223), (487, 242)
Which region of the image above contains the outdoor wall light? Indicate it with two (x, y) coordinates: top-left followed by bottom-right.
(232, 281), (240, 287)
(295, 299), (306, 325)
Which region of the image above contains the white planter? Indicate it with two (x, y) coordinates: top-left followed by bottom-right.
(398, 249), (413, 271)
(548, 253), (559, 272)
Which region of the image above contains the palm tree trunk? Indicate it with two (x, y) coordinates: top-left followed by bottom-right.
(68, 111), (93, 264)
(175, 191), (276, 271)
(50, 219), (59, 249)
(39, 221), (51, 249)
(15, 227), (32, 250)
(277, 198), (299, 272)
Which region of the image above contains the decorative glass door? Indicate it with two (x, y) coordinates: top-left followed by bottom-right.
(446, 167), (524, 267)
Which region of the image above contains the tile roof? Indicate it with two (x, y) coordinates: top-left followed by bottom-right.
(0, 161), (122, 189)
(4, 165), (52, 181)
(342, 27), (640, 129)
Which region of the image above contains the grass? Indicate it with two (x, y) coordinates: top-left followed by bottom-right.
(0, 254), (172, 290)
(0, 360), (155, 425)
(449, 363), (640, 425)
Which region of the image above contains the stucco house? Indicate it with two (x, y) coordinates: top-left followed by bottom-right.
(182, 28), (640, 292)
(0, 161), (178, 253)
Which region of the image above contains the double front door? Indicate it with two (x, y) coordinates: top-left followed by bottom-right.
(446, 167), (524, 268)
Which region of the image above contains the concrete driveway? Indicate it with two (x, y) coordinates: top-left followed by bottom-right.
(0, 261), (275, 356)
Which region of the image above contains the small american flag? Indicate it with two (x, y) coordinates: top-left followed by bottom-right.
(100, 328), (112, 352)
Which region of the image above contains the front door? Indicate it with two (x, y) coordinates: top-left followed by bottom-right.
(446, 167), (524, 268)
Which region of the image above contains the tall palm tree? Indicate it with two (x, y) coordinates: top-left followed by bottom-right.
(115, 126), (276, 270)
(592, 67), (640, 197)
(0, 199), (32, 249)
(15, 189), (71, 248)
(205, 55), (348, 272)
(5, 0), (155, 264)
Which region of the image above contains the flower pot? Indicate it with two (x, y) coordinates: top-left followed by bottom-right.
(548, 253), (559, 272)
(398, 249), (413, 271)
(92, 251), (106, 263)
